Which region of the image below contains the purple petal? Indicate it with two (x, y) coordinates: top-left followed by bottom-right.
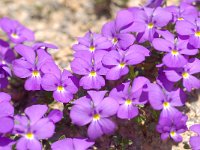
(163, 53), (187, 68)
(87, 121), (103, 139)
(51, 138), (73, 150)
(41, 74), (58, 91)
(98, 118), (116, 134)
(175, 20), (195, 35)
(189, 136), (200, 150)
(152, 38), (173, 52)
(190, 124), (200, 135)
(25, 76), (42, 91)
(87, 90), (107, 107)
(183, 75), (200, 91)
(48, 109), (63, 123)
(164, 70), (182, 82)
(117, 104), (139, 119)
(0, 117), (14, 133)
(73, 138), (95, 150)
(106, 66), (129, 80)
(53, 90), (73, 103)
(102, 50), (120, 66)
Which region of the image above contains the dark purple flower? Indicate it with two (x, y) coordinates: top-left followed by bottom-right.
(14, 105), (55, 150)
(189, 124), (200, 150)
(164, 58), (200, 91)
(156, 112), (188, 142)
(12, 44), (53, 91)
(0, 92), (14, 133)
(102, 45), (149, 80)
(148, 83), (186, 118)
(70, 90), (119, 139)
(51, 138), (94, 150)
(145, 0), (164, 8)
(101, 9), (138, 49)
(71, 54), (107, 90)
(0, 136), (14, 150)
(152, 35), (198, 67)
(129, 7), (172, 43)
(42, 62), (78, 103)
(176, 18), (200, 48)
(0, 17), (34, 43)
(110, 77), (150, 119)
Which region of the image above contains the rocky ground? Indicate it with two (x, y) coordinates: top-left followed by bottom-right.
(0, 0), (199, 150)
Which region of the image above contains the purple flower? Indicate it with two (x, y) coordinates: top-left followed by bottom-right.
(71, 55), (107, 90)
(33, 42), (58, 51)
(0, 136), (14, 150)
(152, 35), (198, 67)
(48, 109), (63, 123)
(102, 45), (149, 80)
(156, 112), (188, 142)
(73, 31), (112, 59)
(189, 124), (200, 150)
(42, 62), (78, 103)
(110, 77), (150, 119)
(165, 2), (198, 23)
(145, 0), (164, 8)
(164, 58), (200, 91)
(0, 92), (14, 133)
(129, 7), (172, 43)
(51, 138), (94, 150)
(12, 44), (53, 91)
(148, 83), (186, 118)
(70, 91), (119, 139)
(0, 17), (34, 43)
(14, 105), (55, 150)
(176, 18), (200, 48)
(101, 9), (138, 49)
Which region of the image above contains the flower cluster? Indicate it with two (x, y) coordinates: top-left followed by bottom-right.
(0, 0), (200, 149)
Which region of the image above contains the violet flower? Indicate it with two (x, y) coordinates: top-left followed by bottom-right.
(51, 138), (94, 150)
(165, 2), (198, 23)
(73, 31), (112, 60)
(110, 77), (150, 119)
(101, 9), (138, 49)
(189, 124), (200, 150)
(0, 17), (34, 44)
(71, 55), (107, 90)
(176, 18), (200, 48)
(102, 45), (149, 80)
(12, 44), (53, 91)
(0, 92), (14, 133)
(14, 105), (55, 150)
(156, 112), (188, 142)
(70, 90), (119, 139)
(164, 58), (200, 91)
(42, 63), (78, 103)
(129, 7), (172, 43)
(152, 35), (198, 68)
(148, 83), (186, 118)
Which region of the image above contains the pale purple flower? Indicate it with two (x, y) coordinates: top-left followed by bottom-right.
(12, 44), (53, 91)
(152, 34), (198, 67)
(0, 17), (34, 43)
(14, 105), (55, 150)
(110, 77), (150, 119)
(51, 138), (94, 150)
(70, 91), (119, 139)
(156, 112), (188, 142)
(148, 83), (186, 118)
(164, 58), (200, 91)
(189, 124), (200, 150)
(102, 45), (149, 80)
(0, 92), (14, 133)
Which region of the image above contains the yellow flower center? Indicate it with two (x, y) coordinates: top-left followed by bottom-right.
(89, 71), (96, 77)
(125, 99), (132, 105)
(57, 86), (65, 92)
(148, 23), (154, 29)
(163, 102), (170, 108)
(171, 50), (179, 56)
(112, 37), (118, 45)
(195, 31), (200, 37)
(119, 62), (126, 68)
(170, 131), (176, 137)
(177, 17), (184, 21)
(93, 114), (100, 121)
(89, 46), (95, 52)
(11, 33), (19, 39)
(182, 72), (189, 79)
(32, 70), (40, 77)
(25, 132), (34, 140)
